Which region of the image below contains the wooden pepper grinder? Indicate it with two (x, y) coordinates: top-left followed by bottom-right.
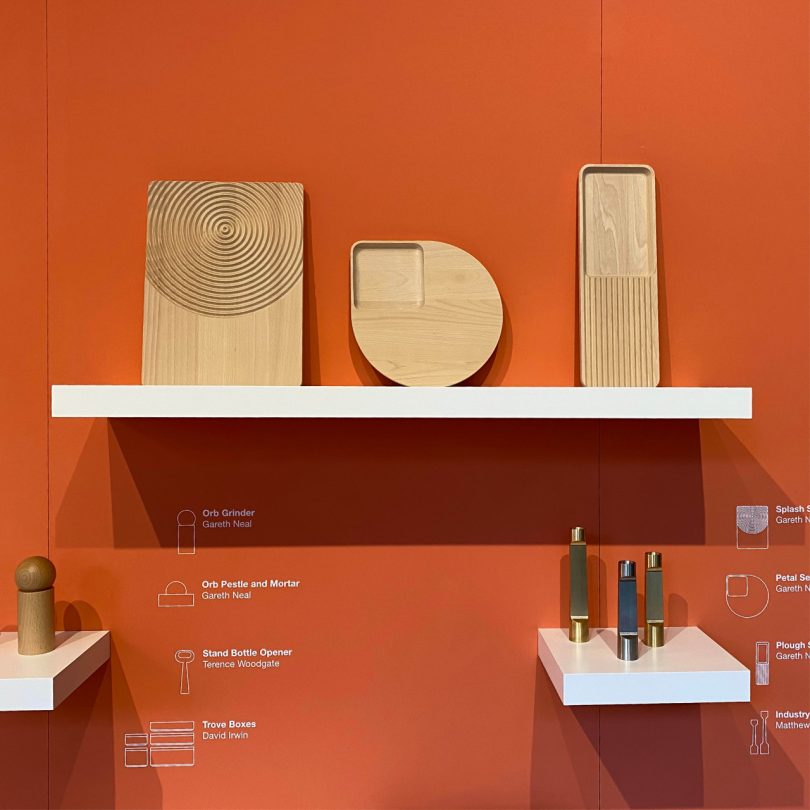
(15, 556), (56, 655)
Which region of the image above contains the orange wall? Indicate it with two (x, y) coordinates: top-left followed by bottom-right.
(0, 1), (49, 807)
(599, 4), (809, 807)
(0, 1), (808, 808)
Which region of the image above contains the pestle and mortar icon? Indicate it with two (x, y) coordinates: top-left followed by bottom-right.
(175, 649), (195, 695)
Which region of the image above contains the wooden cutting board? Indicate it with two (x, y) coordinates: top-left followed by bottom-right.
(350, 241), (502, 386)
(142, 180), (303, 385)
(578, 165), (660, 387)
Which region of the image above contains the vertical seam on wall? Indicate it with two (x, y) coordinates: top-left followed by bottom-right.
(45, 1), (50, 806)
(589, 2), (604, 798)
(44, 3), (49, 574)
(597, 419), (602, 810)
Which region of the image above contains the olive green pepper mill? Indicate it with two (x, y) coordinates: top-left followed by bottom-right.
(645, 551), (665, 647)
(569, 527), (589, 642)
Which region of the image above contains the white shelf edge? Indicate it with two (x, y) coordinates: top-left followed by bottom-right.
(0, 630), (111, 711)
(538, 627), (750, 706)
(51, 385), (752, 420)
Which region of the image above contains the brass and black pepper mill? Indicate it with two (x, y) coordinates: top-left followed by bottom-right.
(617, 560), (639, 661)
(568, 527), (589, 642)
(15, 556), (56, 655)
(645, 551), (665, 647)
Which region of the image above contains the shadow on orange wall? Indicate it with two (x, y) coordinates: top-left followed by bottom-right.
(700, 421), (799, 547)
(599, 421), (706, 546)
(57, 414), (784, 554)
(55, 413), (799, 558)
(56, 418), (601, 550)
(597, 704), (704, 808)
(531, 663), (599, 809)
(667, 593), (689, 628)
(601, 416), (803, 553)
(0, 712), (48, 808)
(699, 704), (805, 809)
(59, 600), (104, 632)
(595, 702), (804, 809)
(50, 640), (162, 810)
(50, 664), (116, 809)
(49, 604), (162, 807)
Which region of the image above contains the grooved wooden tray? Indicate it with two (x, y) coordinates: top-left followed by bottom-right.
(578, 165), (659, 387)
(350, 241), (502, 387)
(142, 181), (303, 385)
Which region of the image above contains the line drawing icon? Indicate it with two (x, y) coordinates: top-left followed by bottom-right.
(750, 711), (770, 755)
(749, 718), (759, 755)
(177, 510), (196, 555)
(175, 649), (195, 695)
(158, 580), (195, 608)
(759, 711), (770, 755)
(737, 505), (769, 550)
(725, 574), (769, 618)
(124, 721), (195, 768)
(124, 733), (149, 767)
(755, 641), (770, 686)
(748, 711), (771, 757)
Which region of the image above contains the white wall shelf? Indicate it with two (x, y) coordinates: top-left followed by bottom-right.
(0, 631), (110, 711)
(537, 627), (750, 706)
(51, 385), (752, 419)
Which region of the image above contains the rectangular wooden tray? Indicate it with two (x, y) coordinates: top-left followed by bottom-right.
(578, 165), (659, 386)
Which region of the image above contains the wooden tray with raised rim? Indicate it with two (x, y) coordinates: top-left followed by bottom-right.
(350, 240), (502, 386)
(578, 165), (659, 387)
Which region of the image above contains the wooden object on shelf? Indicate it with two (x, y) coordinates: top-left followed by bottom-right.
(142, 180), (304, 385)
(15, 556), (56, 656)
(350, 241), (503, 386)
(578, 165), (659, 387)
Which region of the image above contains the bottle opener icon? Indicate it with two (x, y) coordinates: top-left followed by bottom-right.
(175, 649), (195, 695)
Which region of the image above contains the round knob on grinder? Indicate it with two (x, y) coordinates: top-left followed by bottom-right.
(15, 556), (56, 592)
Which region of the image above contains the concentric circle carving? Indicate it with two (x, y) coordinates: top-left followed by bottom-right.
(146, 181), (303, 316)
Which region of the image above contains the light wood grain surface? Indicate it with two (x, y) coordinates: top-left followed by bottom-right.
(142, 181), (303, 385)
(578, 165), (659, 387)
(350, 241), (503, 386)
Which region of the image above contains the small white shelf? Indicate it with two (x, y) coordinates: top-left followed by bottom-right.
(0, 631), (110, 711)
(51, 385), (751, 419)
(537, 627), (750, 706)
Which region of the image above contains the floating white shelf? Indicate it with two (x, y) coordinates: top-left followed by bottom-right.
(537, 627), (750, 706)
(0, 630), (110, 711)
(51, 385), (752, 419)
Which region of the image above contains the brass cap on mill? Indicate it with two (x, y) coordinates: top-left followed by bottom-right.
(646, 622), (665, 647)
(569, 617), (589, 643)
